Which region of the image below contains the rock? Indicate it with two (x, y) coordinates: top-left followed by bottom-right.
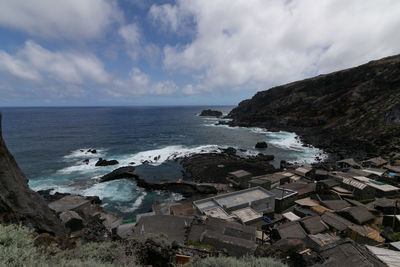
(99, 166), (136, 182)
(59, 211), (84, 232)
(223, 147), (236, 155)
(0, 113), (65, 237)
(83, 159), (89, 165)
(95, 158), (119, 166)
(87, 149), (97, 154)
(199, 109), (223, 117)
(255, 141), (268, 149)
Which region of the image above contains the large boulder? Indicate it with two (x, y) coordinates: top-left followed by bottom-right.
(255, 142), (268, 149)
(199, 109), (223, 117)
(95, 158), (119, 166)
(99, 166), (136, 182)
(0, 113), (65, 237)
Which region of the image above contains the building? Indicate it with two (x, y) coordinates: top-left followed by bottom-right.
(193, 187), (275, 224)
(300, 215), (329, 235)
(337, 158), (361, 170)
(295, 166), (315, 178)
(340, 177), (376, 200)
(362, 157), (388, 168)
(269, 187), (297, 212)
(280, 181), (316, 198)
(338, 206), (375, 225)
(248, 177), (271, 190)
(251, 173), (290, 189)
(271, 221), (308, 240)
(321, 212), (353, 233)
(366, 181), (400, 198)
(227, 170), (252, 188)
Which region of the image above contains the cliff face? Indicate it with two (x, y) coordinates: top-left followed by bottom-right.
(0, 113), (65, 236)
(229, 55), (400, 158)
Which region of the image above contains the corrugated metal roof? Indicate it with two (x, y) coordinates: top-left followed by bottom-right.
(342, 177), (367, 190)
(366, 245), (400, 267)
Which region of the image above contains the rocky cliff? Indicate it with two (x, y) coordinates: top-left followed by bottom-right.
(228, 55), (400, 159)
(0, 113), (65, 236)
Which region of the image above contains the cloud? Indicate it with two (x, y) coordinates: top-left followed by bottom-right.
(111, 67), (178, 97)
(155, 0), (400, 93)
(0, 40), (110, 84)
(0, 0), (121, 40)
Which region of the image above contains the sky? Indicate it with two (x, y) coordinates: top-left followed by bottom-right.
(0, 0), (399, 106)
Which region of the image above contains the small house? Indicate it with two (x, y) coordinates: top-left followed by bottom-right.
(295, 166), (315, 178)
(320, 200), (352, 211)
(338, 206), (375, 225)
(340, 177), (376, 200)
(269, 187), (297, 212)
(300, 215), (329, 234)
(321, 212), (353, 233)
(362, 157), (388, 168)
(271, 221), (307, 240)
(252, 173), (290, 189)
(248, 178), (271, 190)
(337, 158), (361, 170)
(227, 170), (252, 188)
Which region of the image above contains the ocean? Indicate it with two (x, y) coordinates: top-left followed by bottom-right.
(0, 106), (326, 219)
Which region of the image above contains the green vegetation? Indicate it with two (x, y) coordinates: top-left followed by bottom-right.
(0, 224), (119, 267)
(186, 256), (287, 267)
(186, 239), (213, 249)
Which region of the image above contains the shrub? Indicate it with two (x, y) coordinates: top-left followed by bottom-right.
(0, 224), (118, 267)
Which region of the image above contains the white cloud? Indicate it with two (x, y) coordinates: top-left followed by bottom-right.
(110, 67), (178, 97)
(0, 0), (121, 40)
(156, 0), (400, 93)
(0, 40), (110, 84)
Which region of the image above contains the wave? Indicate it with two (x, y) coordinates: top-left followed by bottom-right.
(63, 148), (107, 159)
(115, 191), (147, 213)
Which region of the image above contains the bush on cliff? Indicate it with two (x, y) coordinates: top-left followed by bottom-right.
(0, 224), (119, 267)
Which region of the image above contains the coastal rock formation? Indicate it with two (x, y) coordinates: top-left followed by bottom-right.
(99, 166), (136, 182)
(95, 158), (119, 166)
(182, 152), (276, 183)
(228, 54), (400, 159)
(199, 109), (223, 117)
(255, 141), (268, 149)
(0, 113), (65, 236)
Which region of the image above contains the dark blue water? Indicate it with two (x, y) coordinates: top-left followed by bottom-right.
(0, 106), (325, 219)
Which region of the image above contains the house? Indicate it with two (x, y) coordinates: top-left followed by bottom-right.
(248, 178), (271, 190)
(188, 217), (257, 257)
(321, 200), (352, 211)
(280, 181), (316, 198)
(337, 158), (361, 170)
(132, 215), (193, 243)
(339, 206), (375, 225)
(340, 177), (376, 200)
(316, 179), (339, 193)
(315, 169), (329, 180)
(321, 212), (353, 232)
(372, 198), (400, 214)
(307, 233), (341, 251)
(319, 240), (387, 266)
(366, 245), (400, 267)
(295, 166), (315, 178)
(366, 181), (400, 198)
(251, 173), (290, 189)
(300, 215), (329, 234)
(271, 221), (308, 240)
(269, 187), (297, 212)
(346, 225), (384, 245)
(362, 157), (388, 168)
(227, 170), (252, 188)
(193, 187), (275, 223)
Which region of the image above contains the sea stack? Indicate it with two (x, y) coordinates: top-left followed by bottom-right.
(0, 113), (65, 237)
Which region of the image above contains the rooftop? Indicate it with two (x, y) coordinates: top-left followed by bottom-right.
(229, 170), (252, 178)
(270, 187), (297, 200)
(231, 207), (262, 223)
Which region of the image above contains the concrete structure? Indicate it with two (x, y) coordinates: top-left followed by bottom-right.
(269, 187), (298, 212)
(227, 170), (252, 188)
(295, 166), (314, 178)
(248, 178), (271, 190)
(250, 173), (290, 189)
(193, 187), (275, 224)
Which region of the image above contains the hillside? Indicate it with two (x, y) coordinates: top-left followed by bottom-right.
(228, 55), (400, 160)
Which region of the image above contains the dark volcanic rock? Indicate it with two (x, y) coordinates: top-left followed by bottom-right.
(182, 153), (276, 183)
(228, 54), (400, 159)
(95, 158), (119, 166)
(0, 113), (65, 236)
(199, 109), (223, 117)
(255, 141), (268, 149)
(99, 166), (136, 182)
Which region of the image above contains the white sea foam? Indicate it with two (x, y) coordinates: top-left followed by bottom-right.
(63, 148), (106, 159)
(115, 191), (147, 213)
